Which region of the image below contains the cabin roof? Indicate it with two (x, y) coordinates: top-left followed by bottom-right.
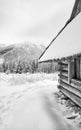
(39, 12), (81, 62)
(39, 0), (81, 62)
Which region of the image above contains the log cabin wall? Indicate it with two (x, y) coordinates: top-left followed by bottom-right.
(58, 56), (81, 108)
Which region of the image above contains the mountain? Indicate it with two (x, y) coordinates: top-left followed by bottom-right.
(0, 42), (45, 63)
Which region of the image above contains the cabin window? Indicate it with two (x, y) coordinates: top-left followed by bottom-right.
(73, 57), (81, 80)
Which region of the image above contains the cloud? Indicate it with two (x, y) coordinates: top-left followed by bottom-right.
(0, 0), (75, 45)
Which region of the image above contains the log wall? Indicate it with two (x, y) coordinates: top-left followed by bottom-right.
(58, 58), (81, 108)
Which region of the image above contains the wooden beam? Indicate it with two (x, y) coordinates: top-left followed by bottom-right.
(58, 74), (68, 82)
(61, 72), (68, 77)
(58, 62), (68, 66)
(60, 80), (81, 98)
(61, 67), (68, 71)
(68, 59), (72, 84)
(80, 57), (81, 79)
(71, 78), (81, 86)
(60, 87), (81, 108)
(76, 57), (80, 79)
(59, 62), (62, 86)
(58, 69), (68, 72)
(60, 78), (81, 92)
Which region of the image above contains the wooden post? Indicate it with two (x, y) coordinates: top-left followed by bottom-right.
(76, 57), (80, 80)
(58, 61), (62, 87)
(68, 59), (72, 84)
(80, 57), (81, 80)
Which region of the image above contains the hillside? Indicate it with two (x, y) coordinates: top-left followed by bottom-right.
(0, 42), (45, 73)
(0, 42), (45, 63)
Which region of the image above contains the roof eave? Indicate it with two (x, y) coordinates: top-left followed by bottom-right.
(39, 52), (81, 63)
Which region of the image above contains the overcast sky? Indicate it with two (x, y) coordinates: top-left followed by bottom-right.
(0, 0), (75, 45)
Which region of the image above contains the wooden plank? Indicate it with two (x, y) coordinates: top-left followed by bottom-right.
(60, 78), (81, 92)
(59, 74), (68, 82)
(61, 65), (68, 69)
(60, 80), (81, 98)
(60, 59), (68, 64)
(71, 79), (81, 86)
(61, 73), (68, 77)
(58, 61), (68, 70)
(58, 75), (68, 88)
(60, 78), (69, 84)
(61, 71), (68, 77)
(58, 62), (68, 66)
(58, 69), (68, 73)
(60, 87), (81, 108)
(71, 82), (81, 91)
(61, 67), (68, 71)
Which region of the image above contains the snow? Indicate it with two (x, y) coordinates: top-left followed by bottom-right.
(57, 92), (81, 129)
(39, 12), (81, 62)
(0, 73), (78, 130)
(0, 73), (59, 130)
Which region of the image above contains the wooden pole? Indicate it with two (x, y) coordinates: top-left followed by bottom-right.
(68, 59), (72, 84)
(80, 57), (81, 80)
(76, 57), (80, 79)
(58, 61), (62, 87)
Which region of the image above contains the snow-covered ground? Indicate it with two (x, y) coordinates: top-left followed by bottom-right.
(0, 73), (79, 130)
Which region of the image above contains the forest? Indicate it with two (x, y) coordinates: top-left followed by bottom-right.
(0, 59), (58, 74)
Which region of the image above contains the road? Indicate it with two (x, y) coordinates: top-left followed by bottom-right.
(0, 74), (76, 130)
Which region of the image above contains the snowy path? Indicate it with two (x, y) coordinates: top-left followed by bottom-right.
(5, 87), (57, 130)
(0, 73), (76, 130)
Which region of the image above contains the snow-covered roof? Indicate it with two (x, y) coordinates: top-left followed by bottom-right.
(39, 12), (81, 62)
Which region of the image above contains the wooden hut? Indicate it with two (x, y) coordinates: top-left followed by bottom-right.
(39, 0), (81, 107)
